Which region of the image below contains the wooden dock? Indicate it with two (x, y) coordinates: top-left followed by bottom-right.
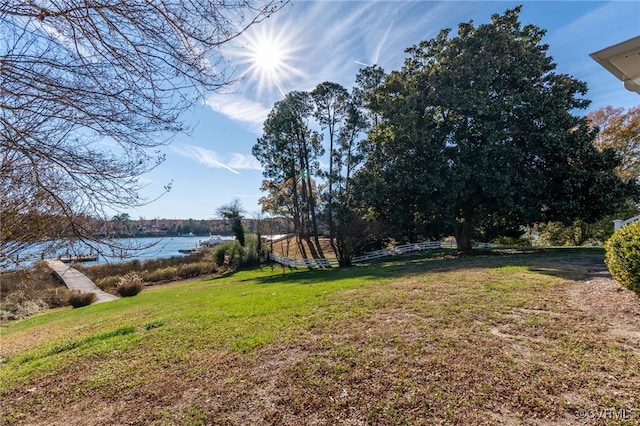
(45, 260), (118, 304)
(58, 254), (98, 263)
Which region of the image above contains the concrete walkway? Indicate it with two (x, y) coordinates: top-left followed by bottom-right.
(45, 260), (119, 303)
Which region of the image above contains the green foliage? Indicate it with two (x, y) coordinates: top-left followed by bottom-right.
(116, 273), (144, 297)
(68, 291), (97, 308)
(252, 91), (326, 254)
(533, 221), (598, 246)
(232, 219), (246, 247)
(605, 222), (640, 294)
(214, 242), (232, 266)
(352, 7), (635, 251)
(238, 234), (263, 268)
(214, 240), (243, 266)
(216, 199), (246, 246)
(491, 235), (532, 247)
(532, 202), (640, 247)
(214, 238), (261, 268)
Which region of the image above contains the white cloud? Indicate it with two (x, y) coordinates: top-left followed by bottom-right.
(371, 18), (394, 66)
(204, 94), (271, 132)
(171, 144), (239, 174)
(228, 153), (263, 171)
(171, 144), (263, 174)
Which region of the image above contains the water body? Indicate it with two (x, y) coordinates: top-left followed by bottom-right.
(7, 236), (234, 269)
(89, 236), (214, 265)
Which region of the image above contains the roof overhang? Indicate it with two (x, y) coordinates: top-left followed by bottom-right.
(590, 35), (640, 95)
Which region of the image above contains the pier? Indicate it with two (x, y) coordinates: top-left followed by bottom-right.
(45, 260), (118, 303)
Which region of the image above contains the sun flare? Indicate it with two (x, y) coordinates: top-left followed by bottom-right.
(236, 25), (302, 98)
(252, 38), (286, 74)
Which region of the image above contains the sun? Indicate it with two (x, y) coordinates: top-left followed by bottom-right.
(236, 24), (303, 98)
(252, 38), (286, 75)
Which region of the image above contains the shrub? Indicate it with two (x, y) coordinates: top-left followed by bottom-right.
(77, 253), (205, 282)
(212, 238), (264, 269)
(214, 243), (225, 266)
(492, 235), (532, 247)
(96, 275), (122, 292)
(40, 288), (71, 308)
(140, 266), (178, 283)
(77, 259), (142, 281)
(0, 298), (49, 321)
(214, 241), (237, 266)
(69, 291), (97, 308)
(177, 262), (216, 279)
(116, 272), (144, 297)
(243, 241), (261, 267)
(605, 221), (640, 294)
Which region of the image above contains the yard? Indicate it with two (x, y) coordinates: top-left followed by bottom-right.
(1, 248), (638, 425)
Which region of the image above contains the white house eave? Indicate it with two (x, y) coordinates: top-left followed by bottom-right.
(590, 35), (640, 94)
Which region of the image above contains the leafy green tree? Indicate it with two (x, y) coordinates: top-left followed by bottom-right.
(353, 65), (387, 131)
(353, 68), (450, 242)
(356, 6), (635, 252)
(311, 82), (350, 245)
(253, 91), (326, 259)
(216, 199), (246, 247)
(311, 81), (373, 265)
(110, 213), (134, 236)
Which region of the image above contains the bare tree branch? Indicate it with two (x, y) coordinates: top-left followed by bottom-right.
(1, 1), (288, 265)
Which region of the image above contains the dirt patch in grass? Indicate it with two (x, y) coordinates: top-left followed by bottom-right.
(566, 268), (640, 352)
(2, 252), (639, 425)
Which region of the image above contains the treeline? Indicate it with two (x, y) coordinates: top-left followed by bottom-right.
(252, 7), (639, 266)
(106, 215), (293, 238)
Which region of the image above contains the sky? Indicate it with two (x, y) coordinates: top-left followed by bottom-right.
(127, 0), (640, 221)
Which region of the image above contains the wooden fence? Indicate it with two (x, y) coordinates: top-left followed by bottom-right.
(268, 253), (338, 268)
(268, 240), (495, 268)
(350, 241), (444, 263)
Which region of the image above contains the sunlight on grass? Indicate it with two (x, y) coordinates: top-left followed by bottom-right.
(2, 248), (638, 425)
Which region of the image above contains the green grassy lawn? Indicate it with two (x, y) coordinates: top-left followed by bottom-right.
(1, 249), (639, 425)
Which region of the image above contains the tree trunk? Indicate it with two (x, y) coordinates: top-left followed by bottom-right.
(290, 171), (308, 260)
(455, 202), (474, 253)
(305, 161), (325, 260)
(296, 233), (308, 259)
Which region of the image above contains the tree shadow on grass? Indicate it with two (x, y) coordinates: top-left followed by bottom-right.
(246, 247), (607, 286)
